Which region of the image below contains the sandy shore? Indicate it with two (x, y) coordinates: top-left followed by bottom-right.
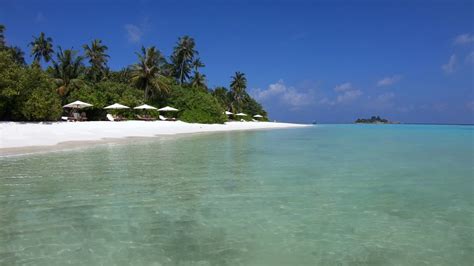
(0, 121), (310, 153)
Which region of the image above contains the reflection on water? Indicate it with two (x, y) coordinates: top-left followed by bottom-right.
(0, 125), (473, 265)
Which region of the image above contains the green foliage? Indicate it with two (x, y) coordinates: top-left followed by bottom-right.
(0, 24), (5, 48)
(0, 51), (61, 121)
(169, 85), (226, 124)
(51, 47), (85, 99)
(241, 92), (268, 120)
(29, 32), (54, 65)
(212, 87), (232, 110)
(355, 116), (389, 124)
(130, 46), (170, 101)
(17, 78), (62, 121)
(171, 36), (197, 84)
(0, 51), (22, 118)
(0, 24), (268, 123)
(83, 39), (109, 82)
(230, 71), (247, 112)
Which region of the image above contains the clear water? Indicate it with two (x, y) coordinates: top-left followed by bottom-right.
(0, 125), (473, 265)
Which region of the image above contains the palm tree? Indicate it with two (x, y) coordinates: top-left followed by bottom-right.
(29, 32), (54, 65)
(212, 87), (231, 110)
(9, 46), (26, 65)
(192, 58), (205, 72)
(191, 72), (207, 89)
(171, 36), (197, 84)
(230, 72), (247, 112)
(130, 46), (170, 101)
(83, 39), (109, 81)
(51, 47), (85, 98)
(0, 24), (5, 49)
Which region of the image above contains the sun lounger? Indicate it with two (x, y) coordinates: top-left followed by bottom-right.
(159, 115), (176, 121)
(137, 115), (156, 121)
(106, 114), (115, 121)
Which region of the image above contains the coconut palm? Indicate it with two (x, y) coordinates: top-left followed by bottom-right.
(191, 72), (207, 89)
(83, 39), (109, 81)
(0, 24), (5, 49)
(230, 71), (247, 112)
(51, 47), (85, 98)
(171, 36), (197, 84)
(130, 46), (170, 101)
(192, 58), (205, 72)
(29, 32), (54, 65)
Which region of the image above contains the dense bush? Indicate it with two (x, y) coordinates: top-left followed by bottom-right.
(240, 93), (268, 121)
(0, 51), (21, 119)
(0, 51), (62, 121)
(15, 67), (62, 121)
(168, 85), (226, 124)
(211, 87), (268, 121)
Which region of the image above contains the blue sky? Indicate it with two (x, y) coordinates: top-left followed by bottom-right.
(1, 0), (473, 124)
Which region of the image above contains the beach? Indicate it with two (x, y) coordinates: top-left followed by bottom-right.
(0, 121), (309, 151)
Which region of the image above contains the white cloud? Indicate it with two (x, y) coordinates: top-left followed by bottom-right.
(251, 80), (314, 109)
(124, 24), (143, 43)
(336, 89), (362, 103)
(333, 83), (362, 104)
(442, 54), (457, 73)
(334, 82), (353, 92)
(317, 82), (363, 106)
(377, 75), (401, 87)
(454, 33), (474, 45)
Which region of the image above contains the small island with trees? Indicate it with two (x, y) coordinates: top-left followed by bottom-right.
(355, 116), (398, 124)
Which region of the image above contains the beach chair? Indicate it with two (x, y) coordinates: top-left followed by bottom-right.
(80, 112), (88, 121)
(137, 114), (156, 121)
(106, 114), (115, 122)
(73, 112), (81, 121)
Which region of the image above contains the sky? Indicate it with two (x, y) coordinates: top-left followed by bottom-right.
(1, 0), (473, 124)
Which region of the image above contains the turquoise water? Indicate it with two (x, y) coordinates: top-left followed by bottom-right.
(0, 124), (473, 265)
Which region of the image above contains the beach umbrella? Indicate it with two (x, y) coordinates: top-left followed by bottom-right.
(158, 106), (179, 112)
(104, 103), (130, 109)
(235, 113), (247, 116)
(224, 111), (233, 115)
(253, 114), (263, 118)
(63, 100), (93, 109)
(133, 104), (158, 110)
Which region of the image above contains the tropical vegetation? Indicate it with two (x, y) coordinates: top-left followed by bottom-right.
(0, 24), (267, 123)
(355, 116), (393, 124)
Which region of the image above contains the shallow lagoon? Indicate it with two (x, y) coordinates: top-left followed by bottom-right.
(1, 125), (473, 265)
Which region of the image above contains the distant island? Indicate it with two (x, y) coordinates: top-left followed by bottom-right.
(355, 116), (399, 124)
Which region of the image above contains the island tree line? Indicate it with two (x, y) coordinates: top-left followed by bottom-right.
(0, 24), (267, 123)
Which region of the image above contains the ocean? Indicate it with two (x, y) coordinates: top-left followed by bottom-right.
(0, 124), (473, 265)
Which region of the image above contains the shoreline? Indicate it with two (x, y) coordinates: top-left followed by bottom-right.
(0, 121), (311, 156)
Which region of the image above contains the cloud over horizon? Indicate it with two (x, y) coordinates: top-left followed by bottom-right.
(251, 80), (315, 109)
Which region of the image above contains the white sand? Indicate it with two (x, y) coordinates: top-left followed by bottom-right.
(0, 121), (310, 150)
